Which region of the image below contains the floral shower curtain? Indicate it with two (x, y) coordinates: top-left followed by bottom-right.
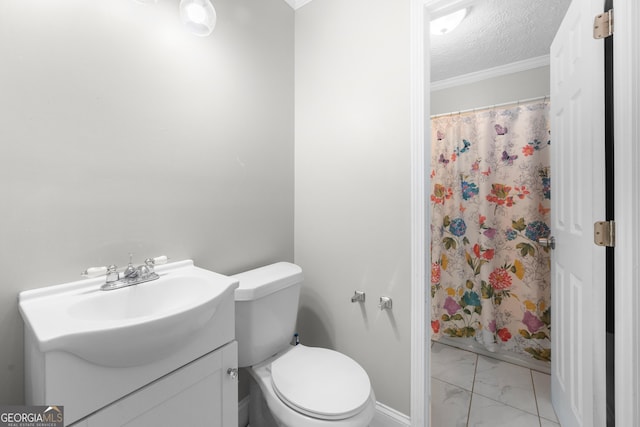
(430, 101), (552, 362)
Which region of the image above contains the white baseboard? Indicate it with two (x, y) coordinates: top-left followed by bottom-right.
(239, 398), (410, 427)
(371, 402), (411, 427)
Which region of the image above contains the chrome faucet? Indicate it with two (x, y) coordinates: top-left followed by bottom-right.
(82, 255), (167, 291)
(123, 253), (138, 281)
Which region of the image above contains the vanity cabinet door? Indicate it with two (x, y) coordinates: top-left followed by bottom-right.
(73, 341), (238, 427)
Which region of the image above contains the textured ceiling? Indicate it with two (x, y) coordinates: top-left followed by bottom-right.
(430, 0), (571, 82)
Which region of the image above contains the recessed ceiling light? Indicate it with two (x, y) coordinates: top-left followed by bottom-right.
(430, 8), (467, 36)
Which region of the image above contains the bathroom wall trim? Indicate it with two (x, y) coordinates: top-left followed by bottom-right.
(431, 54), (550, 91)
(410, 0), (428, 425)
(613, 1), (640, 425)
(238, 398), (410, 427)
(372, 402), (411, 427)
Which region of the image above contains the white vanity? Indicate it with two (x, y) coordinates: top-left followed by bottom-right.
(19, 260), (239, 426)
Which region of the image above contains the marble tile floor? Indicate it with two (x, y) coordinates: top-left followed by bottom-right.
(431, 341), (560, 427)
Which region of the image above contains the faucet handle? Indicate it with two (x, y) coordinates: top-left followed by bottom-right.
(151, 255), (168, 265)
(106, 265), (120, 283)
(82, 266), (108, 277)
(137, 264), (152, 279)
(144, 255), (168, 270)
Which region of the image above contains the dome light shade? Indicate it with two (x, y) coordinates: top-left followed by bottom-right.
(180, 0), (217, 36)
(430, 8), (467, 36)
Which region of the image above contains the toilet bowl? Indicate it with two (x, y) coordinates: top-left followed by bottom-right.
(247, 345), (376, 427)
(232, 262), (375, 427)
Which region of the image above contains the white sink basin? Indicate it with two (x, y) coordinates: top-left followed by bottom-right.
(19, 260), (238, 368)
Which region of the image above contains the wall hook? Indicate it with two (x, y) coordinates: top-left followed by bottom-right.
(351, 290), (366, 303)
(378, 296), (392, 310)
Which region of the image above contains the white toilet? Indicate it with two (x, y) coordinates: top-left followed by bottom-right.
(233, 262), (376, 427)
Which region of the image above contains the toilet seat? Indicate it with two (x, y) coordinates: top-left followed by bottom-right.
(270, 345), (371, 421)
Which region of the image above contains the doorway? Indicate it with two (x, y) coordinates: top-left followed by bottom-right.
(410, 0), (640, 426)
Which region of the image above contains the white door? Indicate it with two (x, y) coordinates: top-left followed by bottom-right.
(549, 0), (607, 426)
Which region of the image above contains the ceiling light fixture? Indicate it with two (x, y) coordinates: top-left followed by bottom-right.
(430, 8), (467, 36)
(180, 0), (217, 36)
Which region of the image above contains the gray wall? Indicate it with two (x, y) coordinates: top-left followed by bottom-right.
(431, 66), (550, 115)
(294, 0), (412, 415)
(0, 0), (294, 404)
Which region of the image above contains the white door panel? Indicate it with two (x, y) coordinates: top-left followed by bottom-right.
(550, 0), (607, 426)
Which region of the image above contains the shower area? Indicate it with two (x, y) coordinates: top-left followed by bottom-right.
(429, 98), (552, 372)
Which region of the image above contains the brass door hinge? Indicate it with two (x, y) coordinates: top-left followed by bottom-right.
(594, 221), (616, 247)
(593, 9), (613, 39)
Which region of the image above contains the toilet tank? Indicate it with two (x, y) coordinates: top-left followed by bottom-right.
(232, 262), (302, 367)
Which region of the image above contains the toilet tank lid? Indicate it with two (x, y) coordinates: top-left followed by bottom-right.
(232, 262), (302, 301)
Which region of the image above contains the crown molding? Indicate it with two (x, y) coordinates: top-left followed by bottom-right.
(431, 55), (550, 91)
(282, 0), (314, 10)
(285, 0), (472, 15)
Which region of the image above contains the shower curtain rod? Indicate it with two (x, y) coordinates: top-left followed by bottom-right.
(430, 95), (550, 119)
